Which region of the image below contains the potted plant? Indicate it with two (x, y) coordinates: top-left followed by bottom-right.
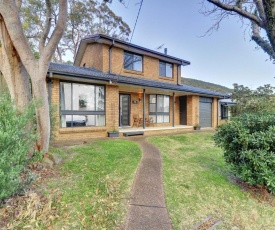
(194, 124), (201, 131)
(108, 129), (119, 137)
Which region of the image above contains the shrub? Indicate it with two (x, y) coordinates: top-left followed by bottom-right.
(0, 93), (37, 201)
(214, 112), (275, 193)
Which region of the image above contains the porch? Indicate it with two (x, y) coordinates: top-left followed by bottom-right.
(119, 125), (195, 137)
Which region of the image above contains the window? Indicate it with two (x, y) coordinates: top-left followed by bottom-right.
(221, 104), (228, 120)
(60, 82), (105, 127)
(124, 51), (143, 72)
(159, 61), (173, 78)
(149, 95), (170, 123)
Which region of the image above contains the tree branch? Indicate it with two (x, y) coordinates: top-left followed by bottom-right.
(42, 0), (67, 62)
(253, 0), (266, 22)
(0, 1), (35, 73)
(251, 22), (275, 60)
(39, 0), (52, 53)
(207, 0), (265, 28)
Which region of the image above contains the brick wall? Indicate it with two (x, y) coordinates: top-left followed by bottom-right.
(186, 95), (199, 126)
(106, 85), (119, 131)
(50, 76), (218, 144)
(51, 79), (182, 143)
(212, 98), (218, 128)
(78, 44), (180, 84)
(80, 43), (103, 70)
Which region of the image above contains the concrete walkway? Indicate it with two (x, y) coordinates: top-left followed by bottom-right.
(124, 137), (172, 230)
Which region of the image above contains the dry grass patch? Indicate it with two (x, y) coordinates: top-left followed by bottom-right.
(148, 133), (275, 230)
(1, 139), (141, 230)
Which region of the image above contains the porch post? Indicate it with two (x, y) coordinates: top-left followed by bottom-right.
(172, 92), (175, 127)
(143, 89), (146, 129)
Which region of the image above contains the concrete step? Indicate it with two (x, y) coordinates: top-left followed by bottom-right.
(123, 131), (144, 137)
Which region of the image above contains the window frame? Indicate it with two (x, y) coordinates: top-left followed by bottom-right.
(59, 81), (106, 128)
(124, 51), (143, 72)
(159, 61), (173, 78)
(221, 104), (229, 120)
(149, 94), (170, 124)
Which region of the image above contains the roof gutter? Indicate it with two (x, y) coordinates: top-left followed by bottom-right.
(49, 72), (227, 98)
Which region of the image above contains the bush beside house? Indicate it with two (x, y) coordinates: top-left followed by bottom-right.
(0, 94), (38, 200)
(214, 112), (275, 193)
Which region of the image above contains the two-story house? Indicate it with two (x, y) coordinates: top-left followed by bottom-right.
(47, 34), (228, 142)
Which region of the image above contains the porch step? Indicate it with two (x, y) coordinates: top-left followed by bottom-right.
(123, 131), (144, 137)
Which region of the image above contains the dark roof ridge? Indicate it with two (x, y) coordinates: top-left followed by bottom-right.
(75, 33), (190, 66)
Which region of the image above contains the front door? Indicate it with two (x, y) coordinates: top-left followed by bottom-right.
(179, 96), (187, 125)
(119, 94), (130, 126)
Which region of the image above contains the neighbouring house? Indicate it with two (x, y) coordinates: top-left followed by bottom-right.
(47, 34), (229, 142)
(218, 98), (236, 125)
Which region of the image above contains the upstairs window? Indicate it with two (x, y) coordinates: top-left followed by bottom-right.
(159, 61), (173, 78)
(124, 51), (143, 72)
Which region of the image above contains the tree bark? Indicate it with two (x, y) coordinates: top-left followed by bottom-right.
(0, 0), (67, 151)
(31, 63), (50, 151)
(262, 0), (275, 53)
(0, 17), (31, 111)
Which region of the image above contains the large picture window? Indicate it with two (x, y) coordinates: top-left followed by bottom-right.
(124, 51), (143, 72)
(159, 61), (173, 78)
(149, 95), (170, 123)
(60, 82), (105, 127)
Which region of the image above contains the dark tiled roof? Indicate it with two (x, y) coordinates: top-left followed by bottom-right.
(48, 62), (229, 98)
(80, 34), (190, 65)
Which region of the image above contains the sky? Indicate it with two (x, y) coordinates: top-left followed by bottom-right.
(108, 0), (274, 89)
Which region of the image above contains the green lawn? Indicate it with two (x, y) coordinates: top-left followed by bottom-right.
(148, 133), (275, 230)
(14, 140), (138, 230)
(42, 140), (140, 229)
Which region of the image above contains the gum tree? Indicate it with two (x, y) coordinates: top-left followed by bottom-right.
(21, 0), (131, 62)
(0, 0), (67, 151)
(204, 0), (275, 61)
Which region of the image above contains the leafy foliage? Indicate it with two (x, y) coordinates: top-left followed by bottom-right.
(0, 94), (37, 201)
(231, 83), (275, 116)
(182, 77), (233, 94)
(214, 112), (275, 193)
(20, 0), (131, 62)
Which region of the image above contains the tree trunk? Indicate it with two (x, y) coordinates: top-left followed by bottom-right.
(0, 0), (67, 152)
(30, 64), (51, 152)
(263, 0), (275, 53)
(0, 19), (31, 111)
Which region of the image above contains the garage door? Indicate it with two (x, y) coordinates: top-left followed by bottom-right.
(199, 97), (212, 128)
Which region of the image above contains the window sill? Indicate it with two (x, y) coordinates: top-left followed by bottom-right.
(124, 69), (144, 76)
(159, 76), (174, 81)
(59, 126), (107, 134)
